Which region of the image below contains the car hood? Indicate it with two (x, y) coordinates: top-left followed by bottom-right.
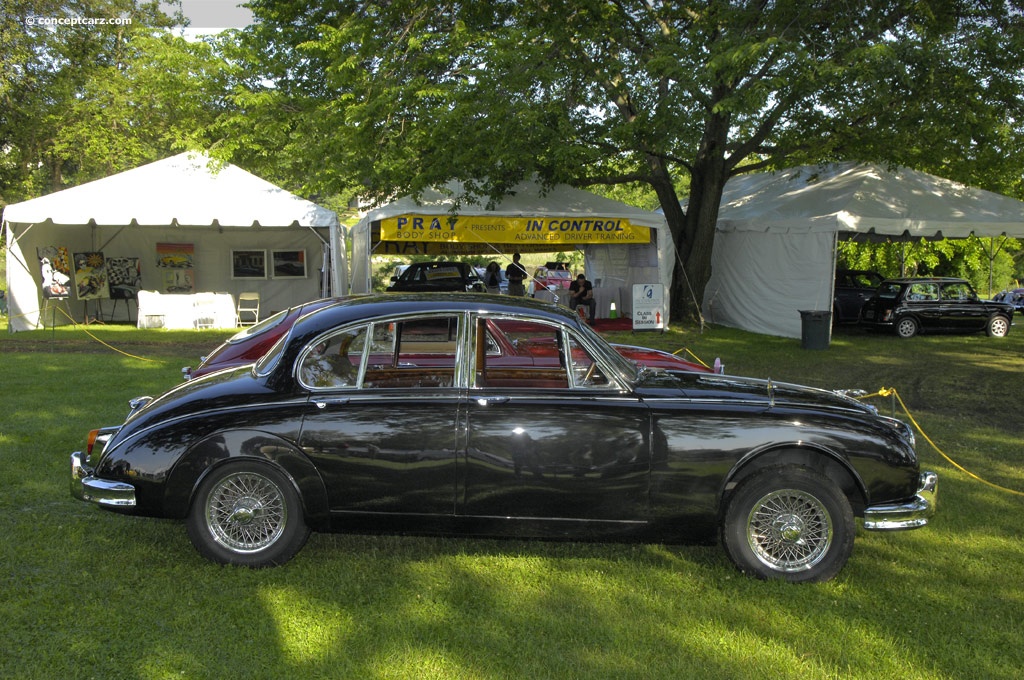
(635, 370), (877, 415)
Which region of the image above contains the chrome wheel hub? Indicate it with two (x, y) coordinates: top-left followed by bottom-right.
(747, 489), (833, 572)
(205, 472), (286, 553)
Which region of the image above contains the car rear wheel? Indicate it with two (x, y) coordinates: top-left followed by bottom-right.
(986, 316), (1010, 337)
(186, 461), (310, 567)
(721, 466), (855, 583)
(896, 317), (919, 338)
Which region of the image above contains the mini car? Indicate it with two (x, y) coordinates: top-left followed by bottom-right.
(72, 293), (936, 583)
(183, 298), (716, 380)
(387, 261), (482, 292)
(833, 269), (883, 323)
(859, 277), (1014, 338)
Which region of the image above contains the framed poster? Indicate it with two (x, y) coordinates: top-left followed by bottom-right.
(272, 249), (307, 279)
(37, 246), (72, 299)
(107, 257), (142, 300)
(156, 243), (195, 293)
(232, 250), (267, 279)
(72, 251), (111, 300)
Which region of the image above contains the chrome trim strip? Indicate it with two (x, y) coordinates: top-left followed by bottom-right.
(863, 471), (937, 531)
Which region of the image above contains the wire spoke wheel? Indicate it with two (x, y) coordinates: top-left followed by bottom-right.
(746, 488), (833, 572)
(205, 471), (287, 553)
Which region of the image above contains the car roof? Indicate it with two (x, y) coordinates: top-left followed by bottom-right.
(881, 277), (970, 284)
(291, 293), (582, 336)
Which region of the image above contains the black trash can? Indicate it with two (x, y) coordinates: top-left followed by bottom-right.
(799, 310), (832, 350)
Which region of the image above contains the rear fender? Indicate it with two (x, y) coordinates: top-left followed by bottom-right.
(163, 429), (330, 526)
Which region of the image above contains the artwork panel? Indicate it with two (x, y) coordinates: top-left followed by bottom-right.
(72, 251), (111, 300)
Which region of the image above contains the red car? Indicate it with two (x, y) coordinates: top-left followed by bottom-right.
(184, 298), (718, 380)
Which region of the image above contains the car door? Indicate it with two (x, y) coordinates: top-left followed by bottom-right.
(460, 316), (651, 530)
(902, 282), (942, 329)
(938, 281), (986, 331)
(296, 315), (463, 516)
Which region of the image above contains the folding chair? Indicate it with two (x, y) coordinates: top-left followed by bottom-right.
(236, 292), (260, 326)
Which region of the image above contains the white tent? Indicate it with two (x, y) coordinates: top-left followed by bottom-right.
(348, 180), (676, 322)
(702, 163), (1024, 338)
(3, 152), (343, 332)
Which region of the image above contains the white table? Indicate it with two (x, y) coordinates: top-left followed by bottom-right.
(137, 291), (237, 330)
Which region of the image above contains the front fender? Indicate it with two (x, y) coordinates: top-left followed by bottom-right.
(163, 429), (330, 526)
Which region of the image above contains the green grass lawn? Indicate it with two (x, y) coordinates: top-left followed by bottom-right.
(1, 318), (1022, 679)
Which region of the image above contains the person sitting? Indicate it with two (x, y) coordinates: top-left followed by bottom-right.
(568, 274), (597, 323)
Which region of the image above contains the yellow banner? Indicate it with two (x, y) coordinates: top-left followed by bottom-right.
(378, 214), (651, 246)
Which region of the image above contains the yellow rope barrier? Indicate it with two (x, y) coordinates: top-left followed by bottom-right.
(864, 387), (1023, 497)
(50, 304), (158, 363)
(672, 347), (711, 369)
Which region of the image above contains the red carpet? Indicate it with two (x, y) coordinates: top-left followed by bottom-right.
(593, 317), (633, 332)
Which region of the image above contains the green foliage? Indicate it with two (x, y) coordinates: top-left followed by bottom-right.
(0, 1), (227, 202)
(1, 321), (1023, 678)
(226, 1), (1024, 321)
(838, 236), (1022, 295)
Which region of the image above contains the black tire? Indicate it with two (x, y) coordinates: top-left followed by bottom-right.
(986, 315), (1010, 337)
(186, 461), (310, 567)
(895, 316), (918, 338)
(721, 466), (855, 583)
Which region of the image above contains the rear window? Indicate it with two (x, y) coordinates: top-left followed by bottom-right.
(876, 283), (902, 299)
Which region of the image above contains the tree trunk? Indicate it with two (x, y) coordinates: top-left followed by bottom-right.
(665, 111), (731, 322)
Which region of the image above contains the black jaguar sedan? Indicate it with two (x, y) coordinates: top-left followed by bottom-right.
(71, 294), (937, 583)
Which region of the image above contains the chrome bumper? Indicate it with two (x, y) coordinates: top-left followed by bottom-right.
(863, 471), (938, 530)
(70, 452), (136, 508)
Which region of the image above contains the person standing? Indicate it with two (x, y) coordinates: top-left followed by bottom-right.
(568, 273), (597, 323)
(483, 261), (502, 294)
(506, 253), (527, 296)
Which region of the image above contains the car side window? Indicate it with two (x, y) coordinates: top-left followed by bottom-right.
(907, 283), (938, 301)
(942, 283), (973, 301)
(362, 316), (458, 389)
(299, 326), (367, 389)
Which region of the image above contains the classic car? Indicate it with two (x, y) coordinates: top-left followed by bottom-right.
(992, 288), (1024, 313)
(386, 261), (482, 292)
(72, 294), (936, 583)
(859, 277), (1014, 338)
(833, 269), (883, 323)
(183, 298), (716, 380)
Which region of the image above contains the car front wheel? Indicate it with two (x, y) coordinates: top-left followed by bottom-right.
(896, 317), (919, 338)
(986, 315), (1010, 337)
(721, 466), (855, 583)
(186, 461), (310, 567)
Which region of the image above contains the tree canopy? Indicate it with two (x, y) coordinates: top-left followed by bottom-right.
(4, 2), (1024, 308)
(225, 0), (1024, 317)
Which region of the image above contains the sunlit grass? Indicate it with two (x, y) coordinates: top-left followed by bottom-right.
(1, 318), (1022, 679)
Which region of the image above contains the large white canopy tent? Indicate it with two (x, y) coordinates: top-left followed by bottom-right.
(3, 152), (343, 332)
(702, 163), (1024, 338)
(347, 180), (677, 322)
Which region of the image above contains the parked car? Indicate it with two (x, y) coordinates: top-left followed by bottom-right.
(531, 262), (573, 293)
(992, 288), (1024, 313)
(72, 293), (936, 583)
(859, 277), (1014, 338)
(183, 296), (716, 380)
(183, 299), (336, 380)
(833, 269), (883, 323)
(387, 261), (482, 292)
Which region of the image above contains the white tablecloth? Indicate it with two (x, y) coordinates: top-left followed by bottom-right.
(137, 291), (237, 330)
(593, 287), (622, 319)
